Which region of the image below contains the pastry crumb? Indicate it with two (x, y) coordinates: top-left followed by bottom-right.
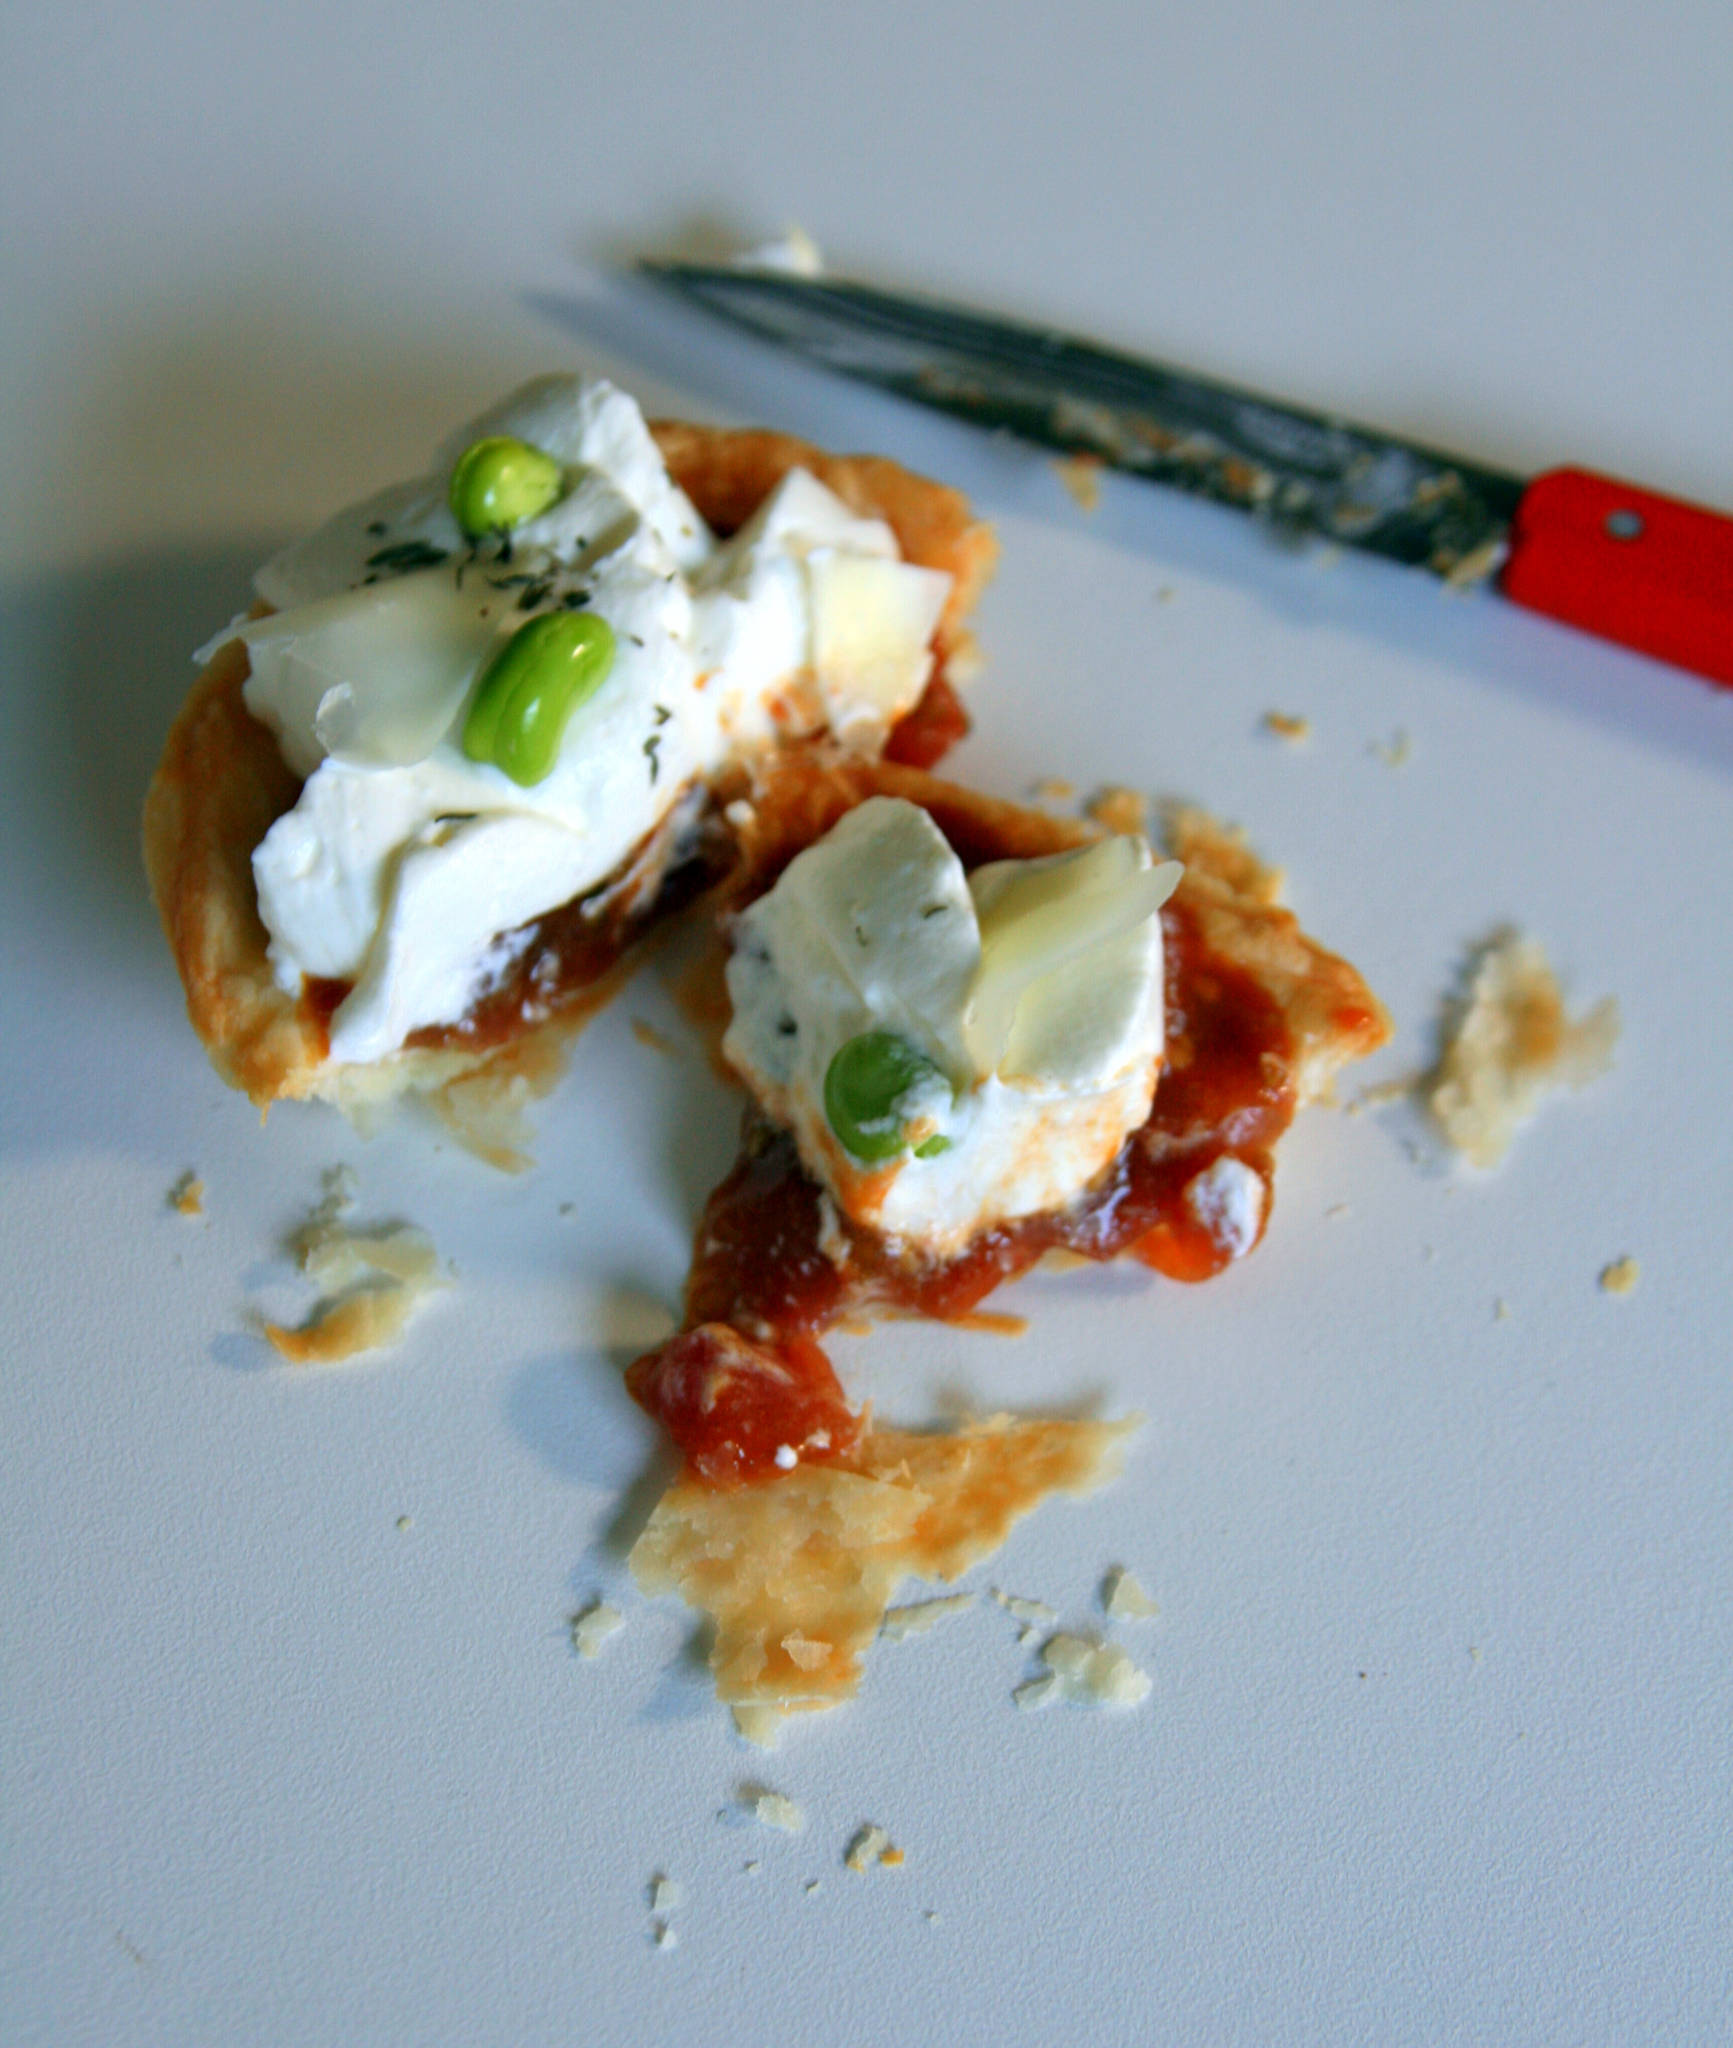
(394, 1514), (412, 1532)
(1369, 729), (1412, 768)
(992, 1589), (1059, 1628)
(167, 1171), (204, 1217)
(844, 1824), (899, 1873)
(1599, 1256), (1640, 1297)
(1102, 1566), (1158, 1620)
(731, 1705), (790, 1748)
(748, 1790), (806, 1834)
(1055, 453), (1104, 512)
(261, 1172), (446, 1365)
(647, 1874), (681, 1913)
(1023, 1632), (1152, 1708)
(1085, 785), (1147, 836)
(651, 1920), (678, 1951)
(881, 1593), (975, 1641)
(1325, 1201), (1351, 1220)
(569, 1601), (625, 1658)
(1494, 1297), (1512, 1321)
(1263, 711), (1311, 743)
(1428, 930), (1619, 1168)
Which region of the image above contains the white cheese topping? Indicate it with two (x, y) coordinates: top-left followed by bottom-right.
(722, 796), (1181, 1257)
(212, 377), (951, 1064)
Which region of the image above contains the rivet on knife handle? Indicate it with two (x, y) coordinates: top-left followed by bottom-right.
(1501, 469), (1733, 690)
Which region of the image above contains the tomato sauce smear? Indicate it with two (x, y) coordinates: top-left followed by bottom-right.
(629, 888), (1299, 1487)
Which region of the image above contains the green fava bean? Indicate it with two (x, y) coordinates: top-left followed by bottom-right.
(823, 1031), (951, 1163)
(448, 435), (564, 537)
(462, 612), (616, 787)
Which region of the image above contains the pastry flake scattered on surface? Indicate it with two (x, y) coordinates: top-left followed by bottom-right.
(881, 1592), (976, 1641)
(569, 1601), (625, 1658)
(992, 1589), (1059, 1631)
(1101, 1566), (1158, 1619)
(260, 1168), (446, 1365)
(1054, 453), (1105, 512)
(167, 1170), (205, 1217)
(1428, 930), (1619, 1168)
(1599, 1255), (1640, 1297)
(1263, 711), (1312, 743)
(746, 1790), (806, 1834)
(1015, 1632), (1152, 1709)
(844, 1824), (901, 1872)
(629, 1417), (1135, 1728)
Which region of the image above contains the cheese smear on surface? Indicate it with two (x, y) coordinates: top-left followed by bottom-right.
(213, 377), (951, 1065)
(723, 797), (1182, 1255)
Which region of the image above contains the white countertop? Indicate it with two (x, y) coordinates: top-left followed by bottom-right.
(3, 6), (1730, 2043)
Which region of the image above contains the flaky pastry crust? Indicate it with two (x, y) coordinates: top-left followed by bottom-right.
(142, 422), (998, 1114)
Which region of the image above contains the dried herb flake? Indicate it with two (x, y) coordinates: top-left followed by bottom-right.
(365, 539), (450, 574)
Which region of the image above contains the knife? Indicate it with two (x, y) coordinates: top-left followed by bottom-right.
(641, 263), (1733, 691)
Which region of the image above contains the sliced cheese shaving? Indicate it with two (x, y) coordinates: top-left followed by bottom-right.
(963, 838), (1180, 1075)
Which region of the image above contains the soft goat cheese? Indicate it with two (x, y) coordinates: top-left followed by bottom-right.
(722, 797), (1184, 1256)
(219, 377), (951, 1065)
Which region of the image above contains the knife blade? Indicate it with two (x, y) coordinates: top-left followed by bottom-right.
(640, 263), (1733, 690)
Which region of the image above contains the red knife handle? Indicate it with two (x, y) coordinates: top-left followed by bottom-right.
(1501, 468), (1733, 689)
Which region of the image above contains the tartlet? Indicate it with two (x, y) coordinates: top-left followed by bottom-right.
(144, 416), (995, 1146)
(621, 753), (1390, 1726)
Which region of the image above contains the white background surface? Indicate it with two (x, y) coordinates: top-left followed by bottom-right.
(3, 5), (1730, 2043)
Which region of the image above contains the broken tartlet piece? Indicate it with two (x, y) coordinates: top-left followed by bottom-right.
(144, 377), (994, 1146)
(1428, 928), (1619, 1168)
(624, 754), (1389, 1730)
